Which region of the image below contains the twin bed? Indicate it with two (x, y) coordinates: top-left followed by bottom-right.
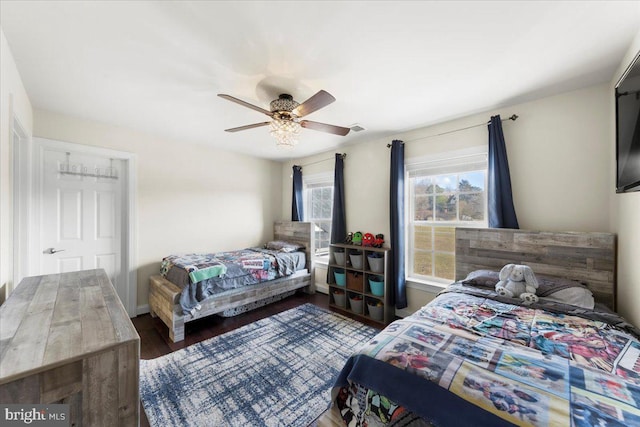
(330, 227), (640, 426)
(149, 221), (315, 342)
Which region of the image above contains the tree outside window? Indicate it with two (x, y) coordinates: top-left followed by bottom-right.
(408, 169), (486, 283)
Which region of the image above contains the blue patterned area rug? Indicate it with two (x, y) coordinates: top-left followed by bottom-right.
(140, 303), (378, 426)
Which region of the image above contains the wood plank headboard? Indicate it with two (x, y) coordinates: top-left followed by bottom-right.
(274, 221), (315, 276)
(455, 228), (617, 311)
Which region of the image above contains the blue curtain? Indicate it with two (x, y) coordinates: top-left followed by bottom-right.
(488, 115), (519, 229)
(291, 165), (304, 221)
(390, 140), (407, 309)
(330, 154), (346, 244)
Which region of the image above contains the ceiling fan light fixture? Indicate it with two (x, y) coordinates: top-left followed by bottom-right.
(270, 118), (301, 149)
(270, 94), (299, 113)
(219, 90), (350, 146)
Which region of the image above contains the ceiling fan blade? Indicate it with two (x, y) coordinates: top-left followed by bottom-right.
(300, 120), (350, 136)
(224, 122), (271, 132)
(292, 90), (336, 117)
(218, 94), (273, 116)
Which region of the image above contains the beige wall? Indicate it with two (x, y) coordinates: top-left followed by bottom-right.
(283, 83), (613, 315)
(0, 28), (33, 295)
(611, 30), (640, 327)
(34, 110), (283, 308)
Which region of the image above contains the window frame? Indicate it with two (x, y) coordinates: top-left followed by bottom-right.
(303, 171), (334, 258)
(405, 146), (488, 288)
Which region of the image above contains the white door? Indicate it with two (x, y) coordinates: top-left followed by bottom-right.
(39, 148), (124, 299)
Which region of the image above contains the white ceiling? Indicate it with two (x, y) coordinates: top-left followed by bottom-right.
(2, 1), (639, 161)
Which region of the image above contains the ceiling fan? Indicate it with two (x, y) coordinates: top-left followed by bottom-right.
(218, 90), (350, 147)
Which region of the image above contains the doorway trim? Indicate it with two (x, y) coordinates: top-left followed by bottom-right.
(29, 137), (138, 317)
(11, 114), (30, 290)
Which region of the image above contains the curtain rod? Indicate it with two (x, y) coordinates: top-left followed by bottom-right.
(387, 114), (518, 147)
(297, 153), (346, 168)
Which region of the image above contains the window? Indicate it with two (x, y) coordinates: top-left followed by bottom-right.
(407, 149), (487, 285)
(304, 173), (333, 255)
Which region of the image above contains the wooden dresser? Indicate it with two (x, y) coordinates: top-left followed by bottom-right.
(0, 269), (140, 426)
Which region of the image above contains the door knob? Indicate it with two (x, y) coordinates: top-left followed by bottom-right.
(43, 248), (66, 255)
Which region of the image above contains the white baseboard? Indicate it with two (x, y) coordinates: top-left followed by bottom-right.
(136, 304), (150, 316)
(315, 282), (329, 295)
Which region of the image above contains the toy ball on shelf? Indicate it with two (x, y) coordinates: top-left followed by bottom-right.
(362, 233), (375, 247)
(352, 231), (363, 245)
(373, 234), (385, 248)
(345, 232), (353, 244)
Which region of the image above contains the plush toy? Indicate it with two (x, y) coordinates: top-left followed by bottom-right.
(495, 264), (539, 305)
(362, 233), (375, 247)
(352, 231), (363, 246)
(373, 234), (385, 248)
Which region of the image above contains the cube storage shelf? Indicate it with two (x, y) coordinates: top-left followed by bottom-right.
(328, 243), (392, 325)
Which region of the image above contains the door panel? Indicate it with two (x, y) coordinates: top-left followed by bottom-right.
(41, 149), (123, 298)
(60, 189), (83, 240)
(95, 191), (115, 239)
(96, 253), (116, 281)
(58, 256), (82, 273)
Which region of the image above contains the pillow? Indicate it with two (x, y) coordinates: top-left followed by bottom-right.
(461, 270), (500, 288)
(540, 287), (595, 309)
(535, 274), (587, 297)
(264, 240), (305, 253)
(534, 274), (594, 309)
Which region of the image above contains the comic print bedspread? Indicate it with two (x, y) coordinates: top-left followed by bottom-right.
(332, 287), (640, 426)
(160, 248), (305, 316)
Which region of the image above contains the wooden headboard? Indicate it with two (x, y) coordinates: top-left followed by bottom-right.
(274, 221), (315, 275)
(455, 228), (617, 311)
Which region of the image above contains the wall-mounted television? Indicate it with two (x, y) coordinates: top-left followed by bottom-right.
(615, 51), (640, 193)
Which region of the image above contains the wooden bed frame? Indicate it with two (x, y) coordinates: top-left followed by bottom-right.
(149, 221), (316, 342)
(455, 227), (617, 311)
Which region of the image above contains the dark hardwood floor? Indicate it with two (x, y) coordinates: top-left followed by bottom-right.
(132, 290), (383, 426)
